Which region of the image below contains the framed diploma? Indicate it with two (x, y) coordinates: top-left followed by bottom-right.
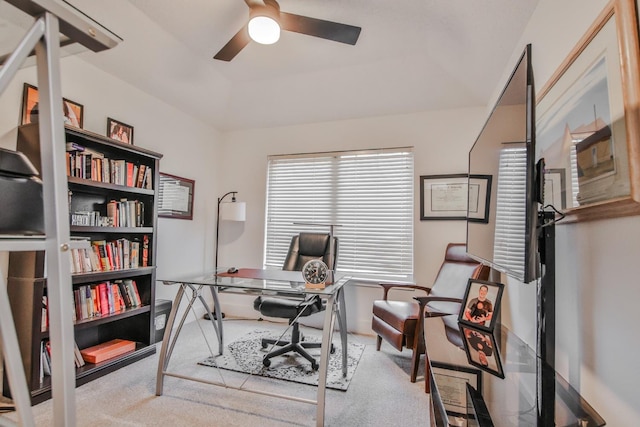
(431, 361), (482, 423)
(158, 172), (195, 220)
(420, 174), (491, 221)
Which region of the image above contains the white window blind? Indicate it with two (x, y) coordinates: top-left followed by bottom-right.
(493, 147), (526, 278)
(264, 148), (414, 278)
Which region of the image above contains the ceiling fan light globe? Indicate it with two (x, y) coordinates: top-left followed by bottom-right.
(248, 16), (280, 44)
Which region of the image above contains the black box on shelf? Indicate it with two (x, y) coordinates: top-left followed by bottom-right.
(0, 147), (44, 235)
(154, 299), (172, 343)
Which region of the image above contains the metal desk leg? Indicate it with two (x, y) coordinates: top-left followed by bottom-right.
(156, 284), (186, 395)
(0, 274), (35, 427)
(337, 288), (348, 377)
(316, 293), (337, 427)
(206, 287), (223, 354)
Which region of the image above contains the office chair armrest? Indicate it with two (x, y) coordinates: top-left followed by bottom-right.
(377, 283), (433, 300)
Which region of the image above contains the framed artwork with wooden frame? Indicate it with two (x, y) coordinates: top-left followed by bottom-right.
(158, 172), (195, 220)
(20, 83), (84, 128)
(536, 0), (640, 222)
(107, 117), (134, 145)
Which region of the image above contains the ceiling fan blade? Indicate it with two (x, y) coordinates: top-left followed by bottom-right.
(214, 25), (251, 61)
(280, 12), (361, 45)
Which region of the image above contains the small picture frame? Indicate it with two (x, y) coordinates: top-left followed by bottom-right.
(158, 172), (195, 220)
(458, 279), (504, 331)
(107, 117), (134, 145)
(460, 324), (504, 379)
(20, 83), (84, 128)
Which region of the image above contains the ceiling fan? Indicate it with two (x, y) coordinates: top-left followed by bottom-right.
(214, 0), (361, 61)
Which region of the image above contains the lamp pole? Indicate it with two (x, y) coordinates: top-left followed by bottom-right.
(214, 191), (238, 275)
(207, 191), (238, 321)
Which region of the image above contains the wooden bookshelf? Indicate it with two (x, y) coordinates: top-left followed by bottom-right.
(3, 123), (162, 404)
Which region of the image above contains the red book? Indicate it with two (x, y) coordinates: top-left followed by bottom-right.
(126, 162), (134, 187)
(97, 283), (109, 316)
(105, 243), (115, 270)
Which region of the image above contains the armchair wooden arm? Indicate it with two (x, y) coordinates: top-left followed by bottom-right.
(377, 283), (433, 300)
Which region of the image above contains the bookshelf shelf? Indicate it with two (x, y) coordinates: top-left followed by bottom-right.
(68, 176), (155, 195)
(70, 226), (154, 234)
(3, 123), (162, 405)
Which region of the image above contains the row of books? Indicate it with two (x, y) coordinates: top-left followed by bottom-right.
(40, 279), (143, 331)
(40, 340), (85, 384)
(73, 279), (142, 321)
(69, 236), (149, 274)
(66, 141), (153, 189)
(70, 198), (145, 228)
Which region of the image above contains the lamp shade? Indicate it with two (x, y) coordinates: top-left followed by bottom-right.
(219, 201), (246, 221)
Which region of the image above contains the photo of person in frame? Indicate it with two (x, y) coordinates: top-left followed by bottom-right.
(458, 279), (504, 330)
(461, 324), (504, 378)
(107, 118), (134, 145)
(464, 283), (494, 326)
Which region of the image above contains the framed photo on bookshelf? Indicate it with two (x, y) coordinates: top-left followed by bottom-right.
(158, 173), (195, 220)
(20, 83), (84, 128)
(107, 117), (134, 145)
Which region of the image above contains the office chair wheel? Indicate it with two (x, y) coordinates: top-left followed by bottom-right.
(330, 344), (336, 354)
(263, 358), (271, 368)
(261, 341), (268, 349)
(311, 360), (319, 371)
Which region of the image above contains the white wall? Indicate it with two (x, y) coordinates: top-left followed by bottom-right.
(498, 0), (640, 424)
(215, 108), (486, 332)
(0, 55), (222, 309)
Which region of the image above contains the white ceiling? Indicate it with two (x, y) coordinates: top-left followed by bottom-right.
(1, 0), (540, 132)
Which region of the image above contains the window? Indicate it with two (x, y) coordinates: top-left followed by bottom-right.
(493, 147), (526, 278)
(264, 148), (414, 278)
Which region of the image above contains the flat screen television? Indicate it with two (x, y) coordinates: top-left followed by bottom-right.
(467, 44), (540, 283)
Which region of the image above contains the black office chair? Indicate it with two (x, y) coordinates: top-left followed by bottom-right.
(253, 232), (338, 370)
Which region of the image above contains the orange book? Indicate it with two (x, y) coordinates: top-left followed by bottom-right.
(80, 339), (135, 364)
(111, 284), (122, 312)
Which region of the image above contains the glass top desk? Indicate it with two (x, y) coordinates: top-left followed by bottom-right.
(156, 268), (349, 427)
(424, 315), (605, 427)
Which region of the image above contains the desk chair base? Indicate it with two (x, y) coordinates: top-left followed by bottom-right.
(261, 322), (335, 371)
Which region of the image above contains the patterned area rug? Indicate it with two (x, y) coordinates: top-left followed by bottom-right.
(199, 329), (365, 391)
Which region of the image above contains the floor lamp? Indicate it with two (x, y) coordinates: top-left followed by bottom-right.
(205, 191), (246, 320)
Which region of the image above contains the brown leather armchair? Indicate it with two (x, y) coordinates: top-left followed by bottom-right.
(371, 243), (490, 386)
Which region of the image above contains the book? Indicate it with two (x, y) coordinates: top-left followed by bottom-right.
(80, 339), (136, 364)
(136, 164), (146, 188)
(92, 240), (110, 271)
(142, 235), (149, 267)
(116, 280), (133, 308)
(65, 142), (85, 152)
(97, 283), (110, 316)
(74, 341), (85, 367)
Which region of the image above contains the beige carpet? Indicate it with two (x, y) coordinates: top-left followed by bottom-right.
(1, 318), (430, 426)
